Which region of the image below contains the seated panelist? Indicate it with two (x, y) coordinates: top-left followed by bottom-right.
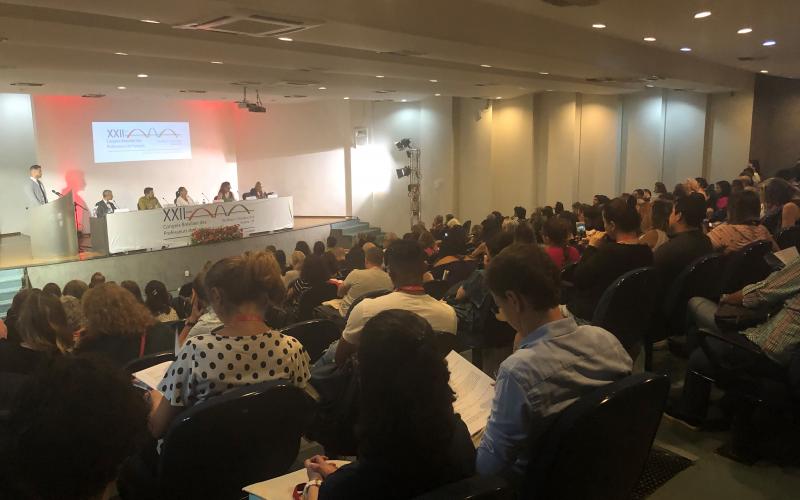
(174, 186), (195, 206)
(244, 181), (267, 200)
(137, 187), (162, 211)
(214, 181), (235, 203)
(94, 190), (117, 217)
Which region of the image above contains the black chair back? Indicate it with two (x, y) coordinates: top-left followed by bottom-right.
(718, 239), (773, 295)
(424, 279), (452, 300)
(280, 319), (342, 364)
(297, 282), (338, 321)
(661, 253), (722, 335)
(776, 226), (800, 251)
(414, 475), (513, 500)
(432, 332), (458, 358)
(524, 373), (669, 500)
(159, 380), (313, 499)
(462, 220), (472, 235)
(592, 267), (658, 359)
(124, 351), (176, 375)
(0, 372), (28, 418)
(432, 260), (478, 286)
(146, 321), (181, 355)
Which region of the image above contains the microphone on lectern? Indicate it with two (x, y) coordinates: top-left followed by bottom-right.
(51, 189), (63, 197)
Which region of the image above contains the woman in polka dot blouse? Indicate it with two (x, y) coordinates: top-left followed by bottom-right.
(149, 251), (311, 438)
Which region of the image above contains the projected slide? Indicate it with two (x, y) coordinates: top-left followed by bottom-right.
(92, 122), (192, 163)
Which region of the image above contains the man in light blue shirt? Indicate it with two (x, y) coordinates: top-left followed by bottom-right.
(476, 244), (632, 477)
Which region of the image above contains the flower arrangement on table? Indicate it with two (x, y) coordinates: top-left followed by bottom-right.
(191, 225), (243, 245)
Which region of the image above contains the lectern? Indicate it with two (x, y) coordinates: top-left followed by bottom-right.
(28, 191), (79, 260)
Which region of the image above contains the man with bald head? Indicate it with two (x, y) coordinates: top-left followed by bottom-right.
(95, 190), (117, 217)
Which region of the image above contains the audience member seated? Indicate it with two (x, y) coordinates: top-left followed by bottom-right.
(0, 290), (71, 375)
(284, 250), (305, 287)
(2, 289), (31, 345)
(313, 240), (326, 256)
(62, 279), (88, 300)
(431, 226), (476, 282)
(761, 178), (800, 235)
(712, 180), (731, 221)
(288, 254), (334, 307)
(326, 235), (347, 262)
(654, 193), (713, 292)
(75, 283), (157, 367)
(654, 181), (668, 199)
(296, 240), (312, 257)
(333, 240), (457, 366)
(89, 272), (106, 288)
(542, 217), (579, 269)
(476, 244), (632, 476)
(331, 246), (393, 317)
(639, 199), (673, 251)
(178, 268), (223, 344)
(149, 251), (311, 438)
(42, 282), (61, 297)
(274, 249), (288, 274)
(708, 190), (778, 255)
(0, 355), (149, 500)
(566, 196), (653, 322)
(514, 221), (537, 244)
(303, 310), (476, 499)
(144, 280), (179, 322)
(120, 280), (144, 303)
(674, 257), (800, 426)
(60, 295), (85, 341)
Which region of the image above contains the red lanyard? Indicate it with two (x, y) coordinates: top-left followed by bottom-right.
(396, 285), (426, 294)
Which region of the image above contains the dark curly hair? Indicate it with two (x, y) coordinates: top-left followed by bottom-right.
(356, 310), (457, 495)
(1, 355), (149, 500)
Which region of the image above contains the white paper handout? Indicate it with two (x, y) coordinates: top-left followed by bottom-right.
(243, 460), (351, 500)
(132, 361), (173, 390)
(446, 350), (496, 436)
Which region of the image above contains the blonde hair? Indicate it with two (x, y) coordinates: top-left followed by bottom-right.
(205, 251), (286, 316)
(82, 283), (155, 339)
(501, 218), (519, 233)
(290, 250), (306, 270)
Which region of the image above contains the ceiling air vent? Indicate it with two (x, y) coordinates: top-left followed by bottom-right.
(81, 93), (105, 98)
(541, 0), (603, 6)
(374, 90), (397, 94)
(175, 13), (322, 37)
(179, 89), (207, 93)
(283, 95), (307, 99)
(10, 82), (44, 86)
(231, 81), (262, 86)
(738, 56), (767, 62)
(377, 49), (427, 57)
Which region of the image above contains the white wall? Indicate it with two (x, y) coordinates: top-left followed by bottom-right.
(454, 98), (494, 225)
(620, 90), (665, 193)
(233, 100), (349, 216)
(577, 94), (621, 202)
(0, 94), (38, 235)
(32, 96), (238, 230)
(662, 90), (707, 188)
(705, 90), (754, 182)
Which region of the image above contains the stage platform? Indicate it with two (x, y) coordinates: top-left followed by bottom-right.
(0, 216), (350, 292)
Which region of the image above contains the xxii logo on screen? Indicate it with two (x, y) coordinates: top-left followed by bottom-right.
(107, 127), (181, 139)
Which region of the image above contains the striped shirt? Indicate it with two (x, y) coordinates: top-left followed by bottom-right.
(742, 257), (800, 366)
(708, 223), (777, 255)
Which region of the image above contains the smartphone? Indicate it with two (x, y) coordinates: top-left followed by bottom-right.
(576, 222), (586, 239)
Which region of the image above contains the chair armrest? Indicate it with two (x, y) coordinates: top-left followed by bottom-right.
(697, 328), (763, 356)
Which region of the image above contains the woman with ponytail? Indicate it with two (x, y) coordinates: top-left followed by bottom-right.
(302, 310), (475, 499)
(148, 251), (311, 438)
(565, 195), (653, 322)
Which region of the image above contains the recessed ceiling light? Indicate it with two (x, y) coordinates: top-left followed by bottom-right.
(480, 64), (492, 68)
(693, 11), (712, 19)
(762, 40), (777, 47)
(210, 61), (223, 64)
(429, 79), (438, 83)
(592, 23), (607, 29)
(434, 93), (441, 96)
(680, 47), (692, 52)
(760, 69), (769, 74)
(114, 52), (128, 56)
(375, 75), (385, 78)
(545, 89), (553, 92)
(343, 97), (350, 100)
(645, 84), (655, 88)
(401, 99), (407, 102)
(117, 86), (127, 90)
(277, 37), (293, 42)
(643, 37), (656, 42)
(140, 19), (160, 24)
(318, 86), (327, 90)
(496, 96), (503, 99)
(137, 73), (148, 78)
(539, 71), (550, 75)
(737, 27), (753, 34)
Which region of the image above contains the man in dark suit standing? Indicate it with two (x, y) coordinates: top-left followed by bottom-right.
(95, 190), (117, 217)
(27, 164), (47, 208)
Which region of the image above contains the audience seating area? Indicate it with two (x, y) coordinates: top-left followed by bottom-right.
(2, 169), (800, 500)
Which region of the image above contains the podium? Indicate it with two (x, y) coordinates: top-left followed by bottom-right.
(29, 192), (79, 260)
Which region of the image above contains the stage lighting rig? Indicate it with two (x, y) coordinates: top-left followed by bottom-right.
(394, 138), (421, 226)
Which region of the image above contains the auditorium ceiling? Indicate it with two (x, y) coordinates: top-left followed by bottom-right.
(0, 0), (795, 101)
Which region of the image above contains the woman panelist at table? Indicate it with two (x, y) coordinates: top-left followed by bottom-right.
(174, 186), (195, 206)
(214, 182), (236, 203)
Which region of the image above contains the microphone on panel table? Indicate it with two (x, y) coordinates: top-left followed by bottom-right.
(161, 197), (170, 206)
(51, 189), (63, 197)
(201, 193), (210, 204)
